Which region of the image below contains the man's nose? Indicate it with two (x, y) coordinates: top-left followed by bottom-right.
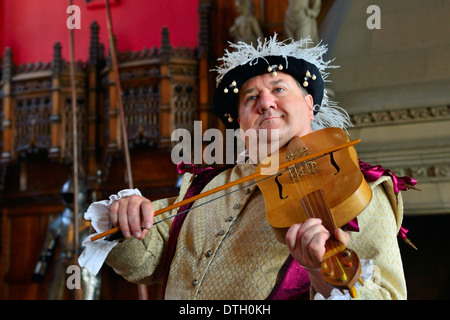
(257, 91), (277, 113)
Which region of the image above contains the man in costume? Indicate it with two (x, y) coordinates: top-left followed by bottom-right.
(79, 36), (415, 299)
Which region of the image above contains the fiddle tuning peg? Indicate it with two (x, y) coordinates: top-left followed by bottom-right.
(358, 277), (364, 285)
(349, 287), (358, 298)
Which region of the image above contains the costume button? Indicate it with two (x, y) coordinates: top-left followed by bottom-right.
(218, 229), (225, 236)
(206, 249), (213, 257)
(192, 279), (198, 287)
(226, 216), (233, 222)
(233, 203), (241, 209)
(245, 188), (251, 194)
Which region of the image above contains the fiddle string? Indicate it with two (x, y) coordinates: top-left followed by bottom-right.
(290, 161), (337, 276)
(296, 162), (318, 219)
(287, 151), (354, 285)
(294, 163), (342, 275)
(290, 161), (334, 254)
(308, 158), (347, 281)
(291, 159), (340, 254)
(291, 161), (322, 222)
(310, 157), (355, 285)
(311, 164), (341, 252)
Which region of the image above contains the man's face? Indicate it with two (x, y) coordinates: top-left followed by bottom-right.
(237, 72), (314, 151)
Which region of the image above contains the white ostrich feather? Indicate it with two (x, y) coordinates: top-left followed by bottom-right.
(215, 34), (331, 85)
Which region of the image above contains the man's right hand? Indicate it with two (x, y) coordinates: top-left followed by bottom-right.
(109, 195), (155, 240)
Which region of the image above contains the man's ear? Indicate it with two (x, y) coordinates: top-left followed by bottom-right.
(305, 94), (315, 121)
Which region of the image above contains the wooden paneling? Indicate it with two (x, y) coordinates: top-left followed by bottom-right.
(1, 203), (64, 299)
(0, 21), (196, 300)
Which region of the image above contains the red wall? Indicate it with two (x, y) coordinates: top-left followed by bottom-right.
(1, 0), (199, 65)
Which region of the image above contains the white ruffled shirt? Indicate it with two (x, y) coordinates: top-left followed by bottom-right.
(78, 189), (142, 276)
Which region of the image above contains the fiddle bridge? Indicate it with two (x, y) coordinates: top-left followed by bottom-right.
(286, 147), (319, 181)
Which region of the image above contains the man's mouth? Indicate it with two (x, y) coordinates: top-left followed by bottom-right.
(260, 116), (281, 126)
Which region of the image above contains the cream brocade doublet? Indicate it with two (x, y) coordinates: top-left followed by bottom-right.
(105, 163), (407, 300)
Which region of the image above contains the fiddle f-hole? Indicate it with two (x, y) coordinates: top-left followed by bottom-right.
(274, 174), (289, 200)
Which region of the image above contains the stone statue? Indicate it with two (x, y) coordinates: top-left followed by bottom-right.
(284, 0), (321, 44)
(230, 0), (264, 47)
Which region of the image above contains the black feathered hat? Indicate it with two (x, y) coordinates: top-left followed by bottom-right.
(212, 35), (351, 130)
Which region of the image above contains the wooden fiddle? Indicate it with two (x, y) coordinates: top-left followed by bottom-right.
(256, 127), (372, 297)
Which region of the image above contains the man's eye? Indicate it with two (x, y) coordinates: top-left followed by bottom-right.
(274, 87), (284, 93)
(247, 95), (257, 102)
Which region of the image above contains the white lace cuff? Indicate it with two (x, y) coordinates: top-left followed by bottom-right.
(314, 259), (374, 300)
(78, 189), (142, 275)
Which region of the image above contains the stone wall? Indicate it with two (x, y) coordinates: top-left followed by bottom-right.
(328, 0), (450, 215)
